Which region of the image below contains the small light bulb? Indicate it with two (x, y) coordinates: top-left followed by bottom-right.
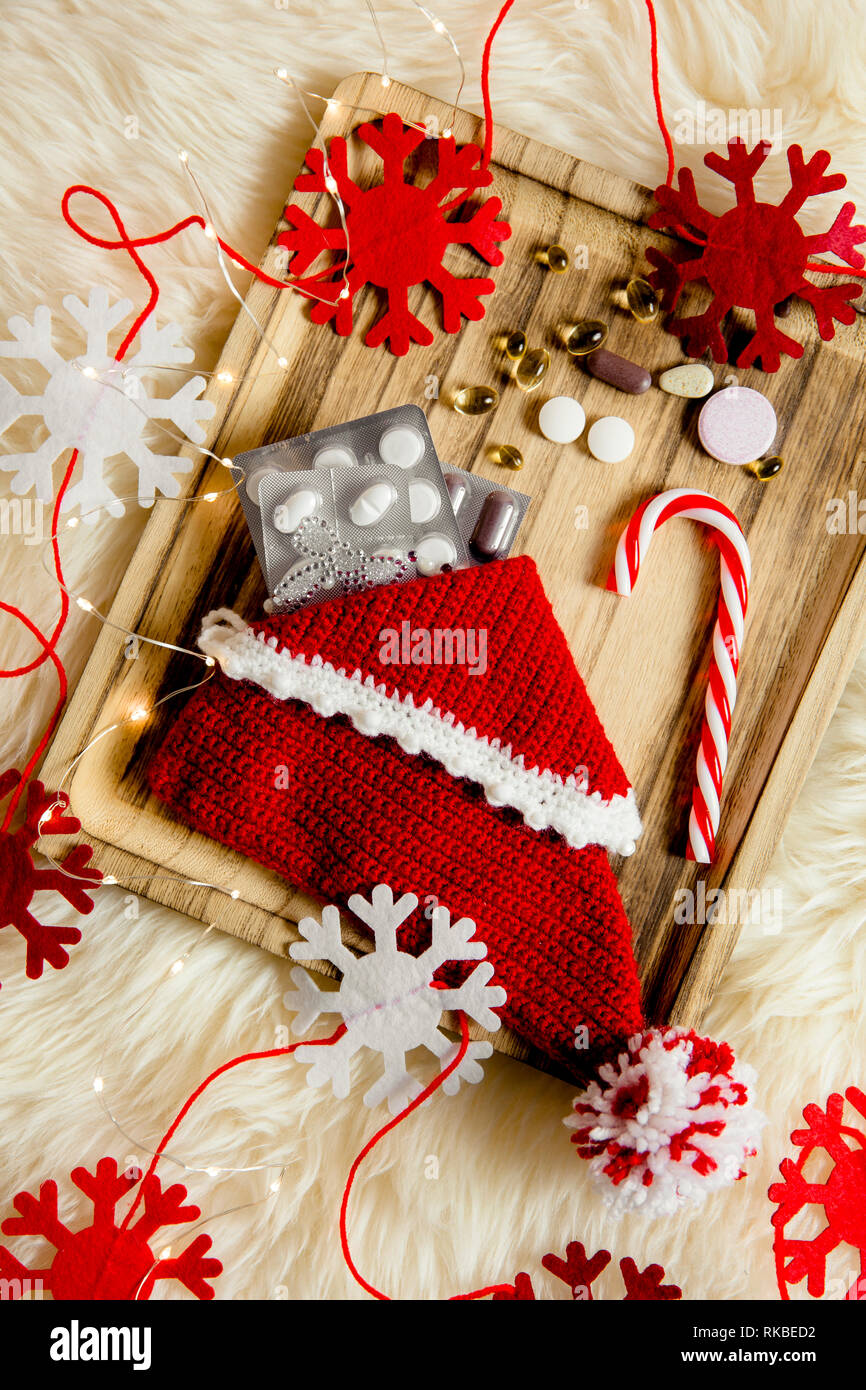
(442, 128), (452, 139)
(66, 516), (80, 529)
(159, 1246), (172, 1261)
(203, 222), (216, 240)
(76, 597), (94, 613)
(130, 706), (148, 722)
(277, 356), (288, 369)
(269, 1179), (281, 1194)
(327, 99), (340, 114)
(381, 74), (391, 88)
(93, 1076), (104, 1093)
(82, 365), (98, 379)
(170, 959), (184, 976)
(206, 1167), (221, 1178)
(434, 19), (446, 33)
(216, 370), (233, 384)
(103, 875), (117, 885)
(204, 656), (216, 667)
(276, 67), (288, 80)
(179, 149), (189, 164)
(203, 492), (219, 502)
(339, 286), (350, 300)
(230, 889), (240, 900)
(221, 456), (235, 469)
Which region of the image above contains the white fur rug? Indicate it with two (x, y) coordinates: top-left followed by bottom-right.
(1, 0), (864, 1300)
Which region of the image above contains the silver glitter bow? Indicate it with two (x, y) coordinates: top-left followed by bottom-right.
(271, 515), (410, 612)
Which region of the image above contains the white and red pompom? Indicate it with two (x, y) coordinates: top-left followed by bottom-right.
(564, 1027), (764, 1217)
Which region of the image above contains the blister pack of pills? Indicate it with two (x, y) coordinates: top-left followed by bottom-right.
(440, 463), (531, 565)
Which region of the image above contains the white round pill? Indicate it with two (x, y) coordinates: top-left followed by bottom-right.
(245, 465), (278, 505)
(272, 488), (321, 533)
(538, 395), (586, 444)
(378, 424), (425, 469)
(587, 416), (635, 463)
(349, 479), (397, 526)
(413, 534), (457, 576)
(408, 478), (441, 524)
(313, 445), (357, 469)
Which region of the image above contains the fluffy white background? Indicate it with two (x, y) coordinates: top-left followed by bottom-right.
(0, 0), (864, 1300)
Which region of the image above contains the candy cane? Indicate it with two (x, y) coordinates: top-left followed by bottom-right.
(607, 488), (751, 864)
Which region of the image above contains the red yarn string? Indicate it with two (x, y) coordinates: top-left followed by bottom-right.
(644, 0), (675, 187)
(120, 1026), (347, 1233)
(480, 0), (517, 169)
(338, 1007), (512, 1301)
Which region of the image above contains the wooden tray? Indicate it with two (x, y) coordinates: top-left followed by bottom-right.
(41, 73), (866, 1075)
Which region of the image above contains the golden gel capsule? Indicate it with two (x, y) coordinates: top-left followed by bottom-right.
(505, 330), (527, 360)
(747, 455), (784, 481)
(626, 276), (660, 322)
(544, 244), (570, 273)
(453, 385), (499, 415)
(515, 347), (550, 391)
(489, 444), (524, 470)
(565, 319), (608, 356)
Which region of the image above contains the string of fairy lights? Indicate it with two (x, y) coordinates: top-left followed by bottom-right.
(4, 0), (473, 1247)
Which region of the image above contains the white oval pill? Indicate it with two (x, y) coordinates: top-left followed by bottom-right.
(378, 424), (425, 469)
(349, 479), (397, 526)
(245, 465), (278, 505)
(313, 445), (357, 469)
(272, 488), (321, 533)
(408, 478), (441, 524)
(414, 534), (457, 576)
(538, 395), (586, 444)
(587, 416), (635, 463)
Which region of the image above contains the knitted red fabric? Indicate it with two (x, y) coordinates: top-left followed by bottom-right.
(147, 557), (644, 1075)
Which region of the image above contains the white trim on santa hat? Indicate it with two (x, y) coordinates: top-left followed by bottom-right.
(199, 609), (642, 857)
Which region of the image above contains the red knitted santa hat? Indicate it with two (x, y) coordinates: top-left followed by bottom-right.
(147, 556), (644, 1075)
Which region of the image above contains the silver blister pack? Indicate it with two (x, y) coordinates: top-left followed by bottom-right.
(440, 463), (531, 565)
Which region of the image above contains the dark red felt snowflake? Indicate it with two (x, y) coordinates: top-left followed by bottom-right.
(0, 769), (101, 986)
(278, 112), (511, 356)
(769, 1087), (866, 1301)
(0, 1156), (222, 1300)
(493, 1240), (682, 1301)
(646, 140), (866, 371)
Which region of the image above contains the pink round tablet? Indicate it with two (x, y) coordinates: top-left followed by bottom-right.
(698, 386), (777, 466)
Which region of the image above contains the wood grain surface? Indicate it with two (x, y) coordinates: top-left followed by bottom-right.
(41, 72), (866, 1076)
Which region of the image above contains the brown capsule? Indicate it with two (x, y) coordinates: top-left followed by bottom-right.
(515, 347), (550, 391)
(585, 347), (651, 394)
(453, 385), (499, 415)
(747, 455), (784, 481)
(470, 492), (517, 561)
(565, 319), (609, 356)
(489, 444), (524, 470)
(544, 244), (570, 273)
(505, 330), (527, 360)
(626, 276), (660, 323)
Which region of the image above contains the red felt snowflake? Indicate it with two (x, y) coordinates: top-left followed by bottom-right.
(769, 1087), (866, 1301)
(0, 1156), (222, 1300)
(493, 1240), (682, 1301)
(0, 769), (101, 986)
(278, 112), (511, 356)
(646, 140), (866, 371)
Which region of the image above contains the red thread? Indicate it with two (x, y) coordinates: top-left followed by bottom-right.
(644, 0), (675, 187)
(338, 1006), (512, 1301)
(480, 0), (517, 169)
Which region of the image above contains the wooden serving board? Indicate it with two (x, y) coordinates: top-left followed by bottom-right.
(42, 73), (866, 1076)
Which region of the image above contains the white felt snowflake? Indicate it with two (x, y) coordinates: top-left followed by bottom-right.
(0, 287), (215, 518)
(283, 885), (507, 1114)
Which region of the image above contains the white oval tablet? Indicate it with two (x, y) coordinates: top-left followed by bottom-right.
(313, 445), (358, 469)
(414, 533), (457, 576)
(378, 424), (425, 469)
(272, 488), (321, 533)
(587, 416), (635, 463)
(408, 478), (441, 524)
(538, 395), (586, 444)
(349, 479), (397, 526)
(245, 465), (278, 505)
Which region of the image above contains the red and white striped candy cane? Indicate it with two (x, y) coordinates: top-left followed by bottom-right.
(607, 488), (751, 864)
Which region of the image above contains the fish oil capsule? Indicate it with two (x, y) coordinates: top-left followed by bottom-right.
(515, 347), (550, 392)
(489, 443), (524, 469)
(453, 385), (499, 415)
(544, 244), (569, 272)
(505, 331), (527, 360)
(565, 320), (608, 356)
(626, 276), (660, 323)
(470, 493), (516, 561)
(747, 455), (784, 481)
